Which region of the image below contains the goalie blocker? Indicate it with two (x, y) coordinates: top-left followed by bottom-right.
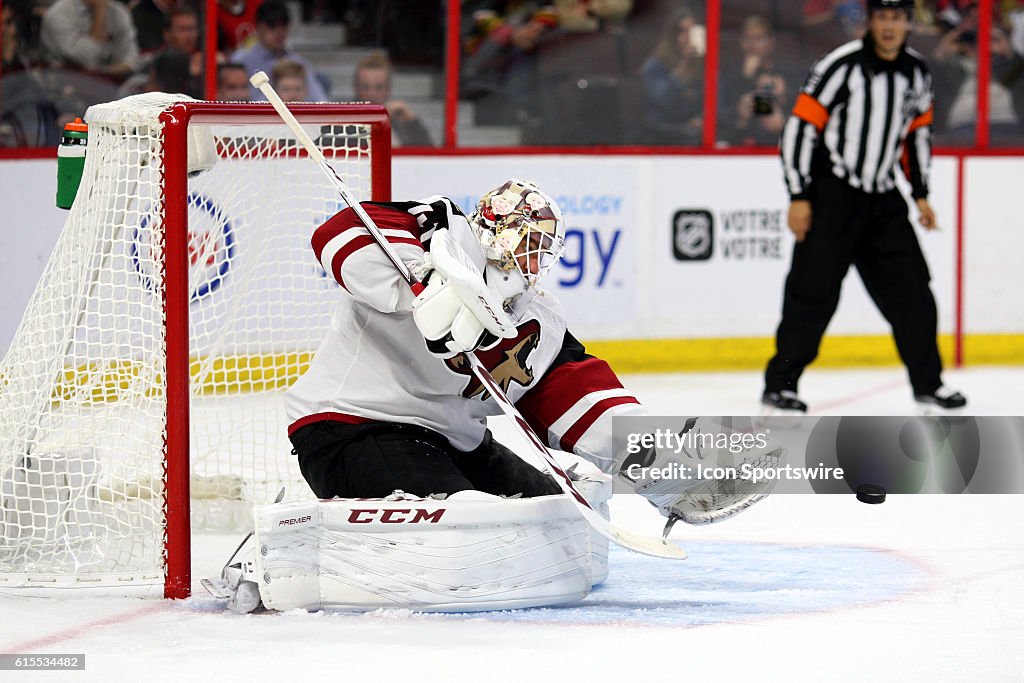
(210, 471), (612, 613)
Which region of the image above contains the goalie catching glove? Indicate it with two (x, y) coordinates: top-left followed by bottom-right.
(617, 418), (785, 526)
(413, 228), (519, 358)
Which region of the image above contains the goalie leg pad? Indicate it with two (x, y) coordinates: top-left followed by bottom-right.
(251, 486), (611, 612)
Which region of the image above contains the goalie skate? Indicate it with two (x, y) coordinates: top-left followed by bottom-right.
(200, 556), (263, 614)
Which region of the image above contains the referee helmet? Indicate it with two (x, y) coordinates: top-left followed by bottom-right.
(867, 0), (914, 14)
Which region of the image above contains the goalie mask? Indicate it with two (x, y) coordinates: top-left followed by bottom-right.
(471, 179), (565, 288)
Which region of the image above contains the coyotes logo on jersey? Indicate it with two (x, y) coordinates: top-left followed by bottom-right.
(446, 319), (541, 399)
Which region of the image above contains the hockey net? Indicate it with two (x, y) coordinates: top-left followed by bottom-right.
(0, 94), (390, 597)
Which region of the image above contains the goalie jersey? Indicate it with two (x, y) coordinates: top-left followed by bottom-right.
(284, 197), (644, 473)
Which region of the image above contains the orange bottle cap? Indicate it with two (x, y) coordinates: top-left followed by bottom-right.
(64, 117), (88, 133)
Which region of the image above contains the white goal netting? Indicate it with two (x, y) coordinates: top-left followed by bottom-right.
(0, 94), (383, 593)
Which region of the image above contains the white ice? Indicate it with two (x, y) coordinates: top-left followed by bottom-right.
(1, 366), (1022, 682)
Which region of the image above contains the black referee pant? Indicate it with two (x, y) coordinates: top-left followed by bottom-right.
(765, 174), (944, 397)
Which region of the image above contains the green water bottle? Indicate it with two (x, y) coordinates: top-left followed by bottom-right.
(56, 117), (88, 210)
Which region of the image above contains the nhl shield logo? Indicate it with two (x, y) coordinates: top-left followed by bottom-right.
(672, 209), (713, 261)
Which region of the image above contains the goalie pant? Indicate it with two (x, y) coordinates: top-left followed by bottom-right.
(284, 197), (647, 498)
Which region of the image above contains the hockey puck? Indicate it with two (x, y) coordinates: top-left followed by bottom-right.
(856, 484), (887, 504)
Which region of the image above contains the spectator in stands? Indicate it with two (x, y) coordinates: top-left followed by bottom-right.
(132, 0), (182, 54)
(271, 58), (308, 101)
(2, 1), (58, 147)
(2, 0), (49, 73)
(5, 0), (52, 68)
(121, 7), (203, 100)
(935, 0), (1001, 32)
(1010, 1), (1024, 55)
(553, 0), (633, 33)
(2, 3), (27, 71)
(117, 48), (195, 98)
(162, 6), (201, 56)
(160, 7), (202, 90)
(40, 0), (140, 80)
(231, 0), (328, 101)
(217, 0), (260, 53)
(640, 6), (704, 145)
(931, 3), (1024, 144)
(720, 15), (792, 147)
(217, 61), (251, 100)
(353, 51), (434, 146)
(1006, 0), (1024, 141)
(800, 0), (866, 58)
(460, 1), (560, 125)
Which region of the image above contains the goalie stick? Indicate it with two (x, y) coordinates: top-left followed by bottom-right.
(249, 71), (685, 560)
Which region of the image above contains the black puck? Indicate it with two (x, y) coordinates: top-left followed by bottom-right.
(856, 484), (887, 504)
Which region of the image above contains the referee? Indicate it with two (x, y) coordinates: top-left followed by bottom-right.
(762, 0), (967, 414)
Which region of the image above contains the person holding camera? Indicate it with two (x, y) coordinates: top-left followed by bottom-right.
(720, 15), (791, 146)
(762, 0), (968, 415)
(639, 6), (705, 145)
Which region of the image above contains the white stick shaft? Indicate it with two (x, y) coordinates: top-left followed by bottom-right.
(250, 72), (684, 560)
(250, 71), (416, 286)
(466, 354), (685, 559)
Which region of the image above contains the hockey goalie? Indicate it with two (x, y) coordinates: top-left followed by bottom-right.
(208, 179), (781, 613)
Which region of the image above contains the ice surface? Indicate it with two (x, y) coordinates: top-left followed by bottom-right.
(1, 367), (1022, 681)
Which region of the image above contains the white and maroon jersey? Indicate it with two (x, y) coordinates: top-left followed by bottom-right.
(284, 197), (644, 472)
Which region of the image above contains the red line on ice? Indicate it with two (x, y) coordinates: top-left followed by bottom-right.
(2, 603), (167, 653)
(808, 380), (906, 414)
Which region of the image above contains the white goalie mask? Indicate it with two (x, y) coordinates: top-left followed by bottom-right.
(471, 179), (565, 290)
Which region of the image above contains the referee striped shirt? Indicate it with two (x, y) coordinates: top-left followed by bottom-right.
(781, 36), (934, 200)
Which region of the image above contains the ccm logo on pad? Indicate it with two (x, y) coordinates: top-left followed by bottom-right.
(347, 508), (446, 524)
